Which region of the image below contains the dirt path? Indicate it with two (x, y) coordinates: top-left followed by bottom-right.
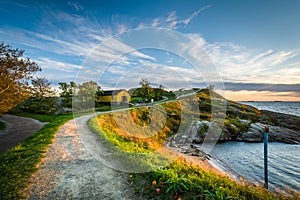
(0, 114), (47, 154)
(28, 114), (135, 200)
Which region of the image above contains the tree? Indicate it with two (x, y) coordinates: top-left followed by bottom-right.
(0, 42), (41, 116)
(31, 77), (56, 99)
(32, 77), (56, 113)
(19, 77), (56, 113)
(74, 81), (103, 111)
(58, 81), (76, 107)
(154, 84), (165, 100)
(138, 79), (166, 101)
(139, 79), (154, 100)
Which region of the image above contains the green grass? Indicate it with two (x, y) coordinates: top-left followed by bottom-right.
(95, 105), (112, 112)
(131, 96), (143, 103)
(15, 112), (62, 122)
(0, 120), (6, 130)
(130, 159), (287, 200)
(0, 113), (73, 199)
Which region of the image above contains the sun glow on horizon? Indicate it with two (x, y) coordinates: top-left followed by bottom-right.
(225, 90), (300, 102)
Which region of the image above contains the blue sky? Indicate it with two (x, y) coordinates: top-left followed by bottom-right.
(1, 0), (299, 101)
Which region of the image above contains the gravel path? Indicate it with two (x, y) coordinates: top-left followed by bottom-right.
(28, 114), (135, 200)
(0, 114), (47, 154)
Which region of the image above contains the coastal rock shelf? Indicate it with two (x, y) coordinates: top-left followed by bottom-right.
(238, 122), (300, 144)
(193, 98), (300, 144)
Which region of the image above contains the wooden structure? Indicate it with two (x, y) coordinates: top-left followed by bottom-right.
(98, 89), (131, 104)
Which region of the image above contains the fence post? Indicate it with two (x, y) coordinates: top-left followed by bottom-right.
(264, 125), (269, 189)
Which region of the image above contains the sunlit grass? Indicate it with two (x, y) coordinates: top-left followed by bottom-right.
(130, 158), (286, 200)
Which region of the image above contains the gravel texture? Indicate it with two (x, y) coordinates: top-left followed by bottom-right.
(28, 115), (135, 200)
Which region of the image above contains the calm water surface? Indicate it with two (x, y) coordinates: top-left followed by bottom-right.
(240, 101), (300, 117)
(211, 102), (300, 192)
(211, 142), (300, 192)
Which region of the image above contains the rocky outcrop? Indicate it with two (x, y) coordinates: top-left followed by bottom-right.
(238, 122), (300, 144)
(166, 92), (300, 145)
(260, 110), (300, 132)
(190, 111), (300, 144)
(269, 126), (300, 144)
(237, 123), (264, 142)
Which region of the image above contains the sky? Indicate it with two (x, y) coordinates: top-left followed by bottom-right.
(0, 0), (299, 101)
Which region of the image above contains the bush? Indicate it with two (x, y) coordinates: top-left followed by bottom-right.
(0, 120), (6, 130)
(15, 97), (57, 114)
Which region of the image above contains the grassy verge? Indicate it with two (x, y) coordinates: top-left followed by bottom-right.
(90, 107), (295, 199)
(0, 120), (6, 130)
(129, 159), (289, 200)
(0, 113), (73, 199)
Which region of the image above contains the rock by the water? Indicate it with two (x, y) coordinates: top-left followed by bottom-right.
(260, 110), (300, 132)
(239, 123), (264, 142)
(238, 122), (300, 144)
(269, 126), (300, 144)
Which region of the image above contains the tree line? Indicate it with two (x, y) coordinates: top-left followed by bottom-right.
(0, 42), (105, 115)
(0, 42), (172, 115)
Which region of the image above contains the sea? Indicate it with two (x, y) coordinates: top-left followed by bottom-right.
(211, 102), (300, 193)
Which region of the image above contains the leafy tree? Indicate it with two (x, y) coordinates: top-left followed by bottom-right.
(139, 79), (154, 100)
(138, 79), (166, 101)
(154, 84), (165, 100)
(31, 77), (56, 99)
(58, 81), (76, 107)
(74, 81), (103, 111)
(19, 77), (56, 113)
(0, 42), (41, 116)
(31, 77), (56, 113)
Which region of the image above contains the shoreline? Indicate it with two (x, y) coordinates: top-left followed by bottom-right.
(207, 155), (247, 184)
(167, 146), (246, 184)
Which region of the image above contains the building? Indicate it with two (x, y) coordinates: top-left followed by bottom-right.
(98, 89), (131, 105)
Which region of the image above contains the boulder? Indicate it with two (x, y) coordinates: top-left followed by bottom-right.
(239, 123), (264, 142)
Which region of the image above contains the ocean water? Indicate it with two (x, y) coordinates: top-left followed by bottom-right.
(240, 101), (300, 117)
(211, 102), (300, 193)
(211, 142), (300, 192)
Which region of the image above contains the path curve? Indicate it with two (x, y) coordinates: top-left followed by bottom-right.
(28, 114), (135, 200)
(0, 114), (47, 154)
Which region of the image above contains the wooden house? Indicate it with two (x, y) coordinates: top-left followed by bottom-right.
(98, 89), (131, 104)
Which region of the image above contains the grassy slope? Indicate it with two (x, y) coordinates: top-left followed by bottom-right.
(0, 113), (73, 199)
(89, 95), (293, 199)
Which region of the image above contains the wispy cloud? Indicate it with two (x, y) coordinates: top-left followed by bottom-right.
(182, 5), (211, 26)
(99, 62), (206, 90)
(184, 33), (299, 84)
(165, 11), (178, 29)
(151, 18), (160, 27)
(36, 57), (82, 72)
(148, 6), (211, 30)
(67, 1), (84, 11)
